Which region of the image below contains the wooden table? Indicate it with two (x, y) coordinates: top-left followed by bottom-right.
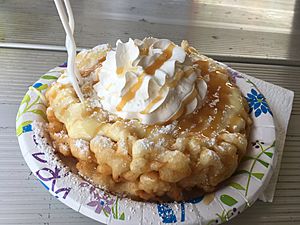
(0, 0), (299, 224)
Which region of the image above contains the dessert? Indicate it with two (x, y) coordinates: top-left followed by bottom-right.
(45, 37), (252, 201)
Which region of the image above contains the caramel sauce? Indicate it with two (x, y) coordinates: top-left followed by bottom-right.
(195, 60), (209, 76)
(141, 95), (163, 114)
(81, 56), (106, 77)
(178, 63), (235, 138)
(140, 47), (149, 56)
(141, 68), (195, 114)
(116, 67), (124, 75)
(167, 70), (185, 88)
(116, 43), (175, 111)
(167, 68), (194, 88)
(184, 68), (195, 77)
(116, 73), (146, 111)
(169, 87), (198, 121)
(144, 43), (175, 75)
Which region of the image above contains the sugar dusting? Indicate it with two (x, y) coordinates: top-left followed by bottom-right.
(92, 135), (115, 149)
(153, 120), (178, 135)
(140, 138), (155, 149)
(74, 139), (89, 154)
(53, 130), (67, 139)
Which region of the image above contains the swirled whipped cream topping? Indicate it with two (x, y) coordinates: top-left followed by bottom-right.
(93, 37), (207, 125)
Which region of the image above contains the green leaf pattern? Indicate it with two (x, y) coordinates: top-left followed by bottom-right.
(41, 75), (59, 80)
(119, 212), (125, 220)
(234, 141), (275, 197)
(29, 109), (47, 121)
(208, 141), (275, 224)
(105, 197), (125, 221)
(16, 85), (48, 136)
(229, 182), (245, 191)
(264, 152), (273, 158)
(207, 208), (237, 225)
(220, 194), (238, 207)
(252, 173), (264, 180)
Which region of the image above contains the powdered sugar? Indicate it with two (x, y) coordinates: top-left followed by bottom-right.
(209, 98), (220, 107)
(92, 135), (114, 149)
(207, 115), (214, 124)
(53, 130), (67, 139)
(74, 139), (89, 154)
(117, 138), (128, 155)
(108, 113), (118, 122)
(89, 97), (102, 109)
(139, 138), (155, 149)
(153, 120), (178, 135)
(59, 143), (69, 151)
(156, 138), (167, 147)
(209, 87), (221, 108)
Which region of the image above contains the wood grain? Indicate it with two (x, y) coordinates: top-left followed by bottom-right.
(0, 0), (300, 63)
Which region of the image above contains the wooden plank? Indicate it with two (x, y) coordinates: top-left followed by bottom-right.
(0, 48), (66, 105)
(0, 104), (19, 128)
(1, 0), (296, 32)
(1, 0), (300, 63)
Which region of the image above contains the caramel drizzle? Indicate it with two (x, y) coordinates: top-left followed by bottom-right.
(144, 43), (175, 75)
(200, 71), (229, 136)
(141, 68), (195, 114)
(80, 56), (106, 77)
(141, 95), (163, 114)
(167, 68), (194, 88)
(195, 60), (209, 76)
(169, 87), (198, 121)
(116, 67), (124, 75)
(116, 74), (145, 111)
(178, 65), (233, 137)
(116, 43), (175, 111)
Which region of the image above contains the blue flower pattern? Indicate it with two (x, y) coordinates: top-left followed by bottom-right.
(21, 124), (32, 133)
(157, 196), (203, 223)
(246, 89), (272, 117)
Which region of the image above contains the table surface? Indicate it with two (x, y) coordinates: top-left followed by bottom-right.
(0, 0), (299, 224)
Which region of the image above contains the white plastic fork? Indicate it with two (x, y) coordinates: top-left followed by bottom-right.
(54, 0), (84, 102)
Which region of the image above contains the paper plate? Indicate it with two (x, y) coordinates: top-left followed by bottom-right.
(16, 62), (276, 225)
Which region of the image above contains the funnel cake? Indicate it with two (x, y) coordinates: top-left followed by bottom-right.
(45, 38), (252, 201)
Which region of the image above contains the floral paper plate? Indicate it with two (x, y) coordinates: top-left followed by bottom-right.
(16, 62), (276, 225)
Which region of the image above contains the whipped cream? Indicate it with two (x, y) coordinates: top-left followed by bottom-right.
(93, 38), (207, 125)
